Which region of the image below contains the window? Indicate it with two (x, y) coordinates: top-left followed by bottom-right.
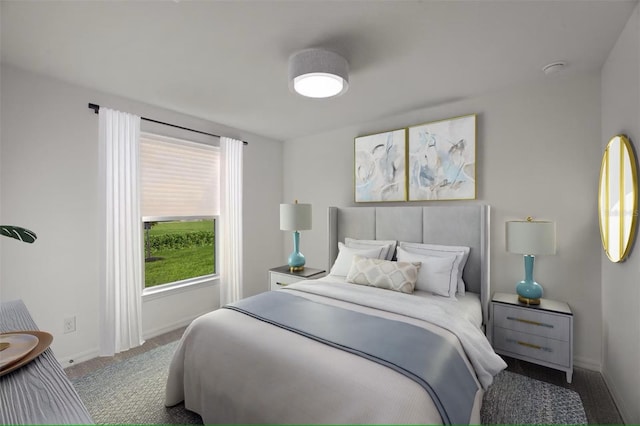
(140, 132), (219, 289)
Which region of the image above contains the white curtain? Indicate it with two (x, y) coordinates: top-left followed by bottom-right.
(98, 108), (145, 356)
(219, 137), (244, 305)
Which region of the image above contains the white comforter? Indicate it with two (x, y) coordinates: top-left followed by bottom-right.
(165, 279), (506, 424)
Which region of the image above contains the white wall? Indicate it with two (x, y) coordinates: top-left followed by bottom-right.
(0, 64), (283, 364)
(601, 3), (640, 424)
(284, 73), (603, 370)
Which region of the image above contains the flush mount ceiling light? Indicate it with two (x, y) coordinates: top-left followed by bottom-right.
(288, 48), (349, 98)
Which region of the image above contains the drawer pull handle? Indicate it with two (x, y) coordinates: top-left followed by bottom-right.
(506, 316), (554, 328)
(506, 338), (553, 352)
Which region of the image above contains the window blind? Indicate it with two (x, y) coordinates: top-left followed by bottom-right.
(140, 133), (219, 218)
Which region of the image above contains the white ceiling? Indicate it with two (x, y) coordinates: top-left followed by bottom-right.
(1, 0), (637, 141)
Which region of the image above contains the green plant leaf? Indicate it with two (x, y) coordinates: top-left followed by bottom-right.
(0, 225), (37, 243)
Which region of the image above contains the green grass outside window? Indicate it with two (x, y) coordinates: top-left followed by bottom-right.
(144, 219), (215, 288)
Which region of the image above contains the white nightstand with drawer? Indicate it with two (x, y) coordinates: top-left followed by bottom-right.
(490, 292), (573, 383)
(268, 265), (326, 291)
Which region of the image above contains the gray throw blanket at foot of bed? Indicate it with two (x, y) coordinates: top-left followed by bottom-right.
(225, 291), (479, 425)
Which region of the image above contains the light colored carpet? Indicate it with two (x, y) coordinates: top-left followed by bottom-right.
(71, 340), (587, 425)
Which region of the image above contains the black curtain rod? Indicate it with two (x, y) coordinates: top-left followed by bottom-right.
(88, 103), (248, 145)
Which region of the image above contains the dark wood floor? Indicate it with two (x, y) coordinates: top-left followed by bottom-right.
(66, 327), (623, 425)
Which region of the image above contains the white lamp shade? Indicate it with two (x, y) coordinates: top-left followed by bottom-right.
(288, 49), (349, 98)
(280, 203), (312, 231)
(506, 220), (556, 255)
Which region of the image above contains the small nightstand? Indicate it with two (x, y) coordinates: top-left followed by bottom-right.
(490, 292), (573, 383)
(268, 265), (326, 291)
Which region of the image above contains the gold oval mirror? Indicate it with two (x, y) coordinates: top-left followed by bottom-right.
(599, 135), (638, 262)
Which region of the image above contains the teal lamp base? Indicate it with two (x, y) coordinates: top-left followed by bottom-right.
(288, 231), (306, 272)
(516, 255), (543, 305)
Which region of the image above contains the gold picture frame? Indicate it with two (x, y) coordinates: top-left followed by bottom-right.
(407, 114), (476, 201)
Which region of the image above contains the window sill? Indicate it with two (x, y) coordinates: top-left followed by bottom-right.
(142, 275), (219, 301)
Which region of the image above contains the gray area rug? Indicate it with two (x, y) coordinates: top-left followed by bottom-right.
(71, 341), (201, 425)
(482, 370), (587, 424)
(71, 341), (587, 425)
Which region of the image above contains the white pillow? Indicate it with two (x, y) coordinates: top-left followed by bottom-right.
(396, 247), (458, 297)
(330, 242), (385, 276)
(344, 238), (397, 260)
(346, 255), (420, 294)
(398, 242), (470, 295)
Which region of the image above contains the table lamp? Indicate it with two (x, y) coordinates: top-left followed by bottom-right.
(280, 200), (312, 271)
(506, 217), (556, 305)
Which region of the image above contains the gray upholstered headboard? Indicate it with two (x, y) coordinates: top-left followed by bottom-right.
(328, 205), (490, 326)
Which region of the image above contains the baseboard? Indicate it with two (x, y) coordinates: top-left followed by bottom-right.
(573, 356), (601, 372)
(142, 310), (210, 340)
(58, 311), (210, 368)
(602, 366), (632, 424)
(59, 348), (100, 368)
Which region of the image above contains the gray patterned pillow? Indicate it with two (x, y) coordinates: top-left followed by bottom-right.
(346, 255), (421, 294)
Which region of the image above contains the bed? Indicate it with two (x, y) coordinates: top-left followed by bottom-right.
(165, 205), (507, 424)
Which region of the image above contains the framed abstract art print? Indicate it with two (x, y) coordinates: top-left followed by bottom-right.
(407, 114), (476, 201)
(354, 128), (407, 202)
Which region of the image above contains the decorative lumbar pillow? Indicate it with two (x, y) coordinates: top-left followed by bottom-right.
(398, 242), (470, 295)
(330, 243), (386, 276)
(344, 238), (397, 260)
(346, 255), (420, 294)
(396, 247), (458, 297)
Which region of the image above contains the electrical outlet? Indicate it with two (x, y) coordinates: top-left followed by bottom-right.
(63, 316), (76, 334)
